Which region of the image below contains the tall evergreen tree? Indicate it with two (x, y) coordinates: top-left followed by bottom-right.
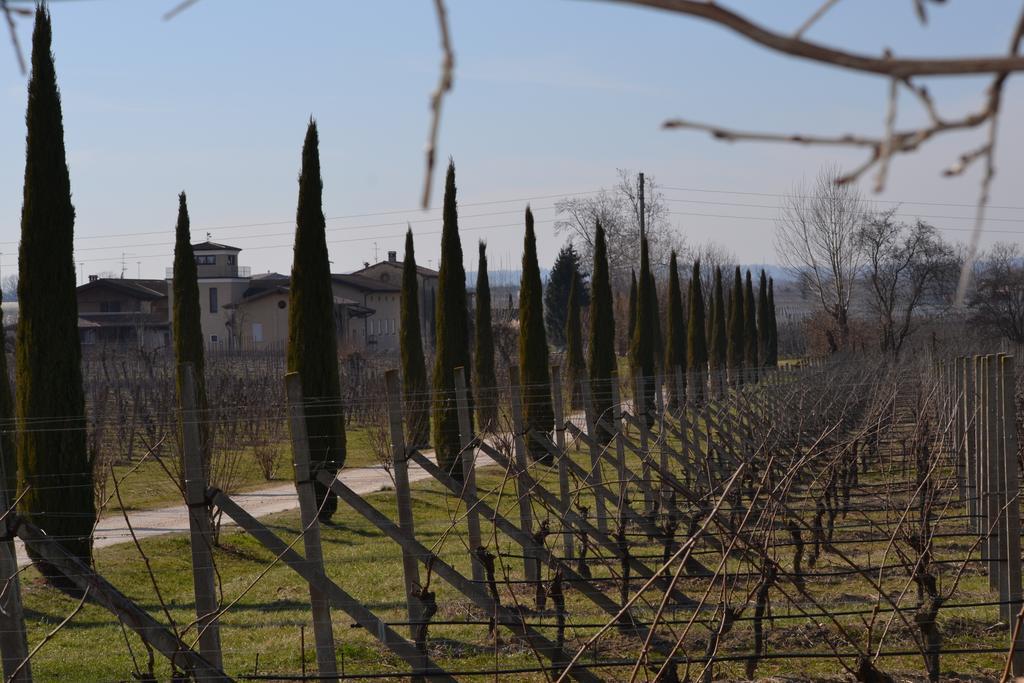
(16, 7), (95, 580)
(432, 160), (473, 478)
(401, 228), (430, 446)
(686, 261), (708, 404)
(544, 244), (589, 348)
(589, 222), (617, 444)
(743, 270), (759, 382)
(727, 266), (744, 384)
(767, 277), (779, 367)
(173, 193), (211, 485)
(664, 251), (687, 411)
(564, 272), (586, 411)
(757, 270), (770, 368)
(288, 120), (345, 521)
(519, 207), (554, 463)
(474, 241), (498, 430)
(650, 269), (663, 371)
(709, 266), (727, 385)
(0, 293), (14, 506)
(630, 236), (657, 424)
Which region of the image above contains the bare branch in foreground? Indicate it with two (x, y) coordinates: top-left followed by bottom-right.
(420, 0), (454, 209)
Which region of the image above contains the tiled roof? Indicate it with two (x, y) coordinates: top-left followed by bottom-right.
(330, 273), (400, 292)
(77, 278), (167, 300)
(191, 240), (241, 252)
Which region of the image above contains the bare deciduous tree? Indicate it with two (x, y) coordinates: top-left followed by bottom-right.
(555, 170), (684, 287)
(857, 212), (958, 356)
(968, 242), (1024, 343)
(775, 166), (866, 348)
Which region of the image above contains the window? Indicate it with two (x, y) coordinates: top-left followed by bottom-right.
(252, 322), (263, 343)
(209, 287), (218, 313)
(210, 335), (219, 344)
(227, 255), (236, 265)
(100, 301), (121, 313)
(196, 255), (216, 265)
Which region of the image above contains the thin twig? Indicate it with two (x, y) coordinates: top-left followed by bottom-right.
(420, 0), (454, 209)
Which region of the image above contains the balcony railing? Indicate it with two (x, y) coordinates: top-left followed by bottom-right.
(165, 266), (251, 279)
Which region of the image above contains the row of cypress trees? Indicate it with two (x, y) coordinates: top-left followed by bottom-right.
(400, 175), (782, 474)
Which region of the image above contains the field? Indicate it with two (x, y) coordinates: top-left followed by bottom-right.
(14, 357), (1022, 682)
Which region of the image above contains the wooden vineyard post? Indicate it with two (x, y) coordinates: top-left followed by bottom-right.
(579, 378), (609, 534)
(508, 367), (539, 583)
(995, 354), (1010, 622)
(654, 370), (671, 509)
(1000, 355), (1024, 675)
(180, 362), (224, 670)
(550, 365), (574, 562)
(610, 378), (630, 525)
(985, 355), (1000, 591)
(633, 375), (654, 512)
(382, 370), (423, 641)
(964, 356), (977, 531)
(453, 367), (485, 584)
(955, 356), (966, 503)
(284, 372), (339, 681)
(968, 355), (980, 534)
(0, 442), (29, 681)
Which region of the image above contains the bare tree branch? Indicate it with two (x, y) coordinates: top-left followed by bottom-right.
(420, 0), (454, 209)
(610, 0), (1024, 77)
(1, 0), (25, 75)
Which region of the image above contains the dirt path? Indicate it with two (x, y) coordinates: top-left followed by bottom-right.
(14, 450), (485, 568)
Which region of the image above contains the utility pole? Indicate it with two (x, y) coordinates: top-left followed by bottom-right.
(638, 172), (645, 242)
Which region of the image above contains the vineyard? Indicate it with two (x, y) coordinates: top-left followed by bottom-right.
(3, 352), (1021, 682)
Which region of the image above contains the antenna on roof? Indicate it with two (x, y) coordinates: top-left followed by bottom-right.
(206, 232), (212, 241)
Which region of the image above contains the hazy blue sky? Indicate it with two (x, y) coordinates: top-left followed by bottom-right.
(2, 0), (1024, 280)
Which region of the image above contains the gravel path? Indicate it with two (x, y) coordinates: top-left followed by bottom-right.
(13, 451), (477, 567)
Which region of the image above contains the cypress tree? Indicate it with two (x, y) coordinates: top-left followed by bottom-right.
(743, 270), (759, 383)
(287, 119), (345, 521)
(686, 261), (708, 404)
(0, 293), (14, 506)
(565, 272), (586, 411)
(630, 236), (656, 425)
(589, 222), (617, 444)
(768, 277), (779, 367)
(664, 251), (686, 411)
(17, 7), (95, 579)
(727, 266), (744, 385)
(519, 207), (554, 463)
(432, 160), (472, 478)
(712, 266), (729, 397)
(401, 228), (430, 446)
(709, 266), (727, 378)
(757, 270), (770, 368)
(474, 241), (498, 430)
(173, 193), (211, 486)
(650, 269), (663, 372)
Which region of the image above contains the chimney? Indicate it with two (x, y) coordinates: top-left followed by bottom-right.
(387, 250), (397, 263)
(88, 274), (99, 282)
(363, 261), (370, 269)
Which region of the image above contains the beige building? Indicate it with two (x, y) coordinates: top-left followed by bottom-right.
(149, 242), (421, 354)
(165, 241), (251, 349)
(330, 273), (401, 352)
(353, 250), (438, 349)
(225, 275), (375, 352)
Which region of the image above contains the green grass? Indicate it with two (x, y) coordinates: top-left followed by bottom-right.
(103, 426), (385, 512)
(18, 395), (1016, 682)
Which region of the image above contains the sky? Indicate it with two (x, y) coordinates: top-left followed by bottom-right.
(2, 0), (1024, 281)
